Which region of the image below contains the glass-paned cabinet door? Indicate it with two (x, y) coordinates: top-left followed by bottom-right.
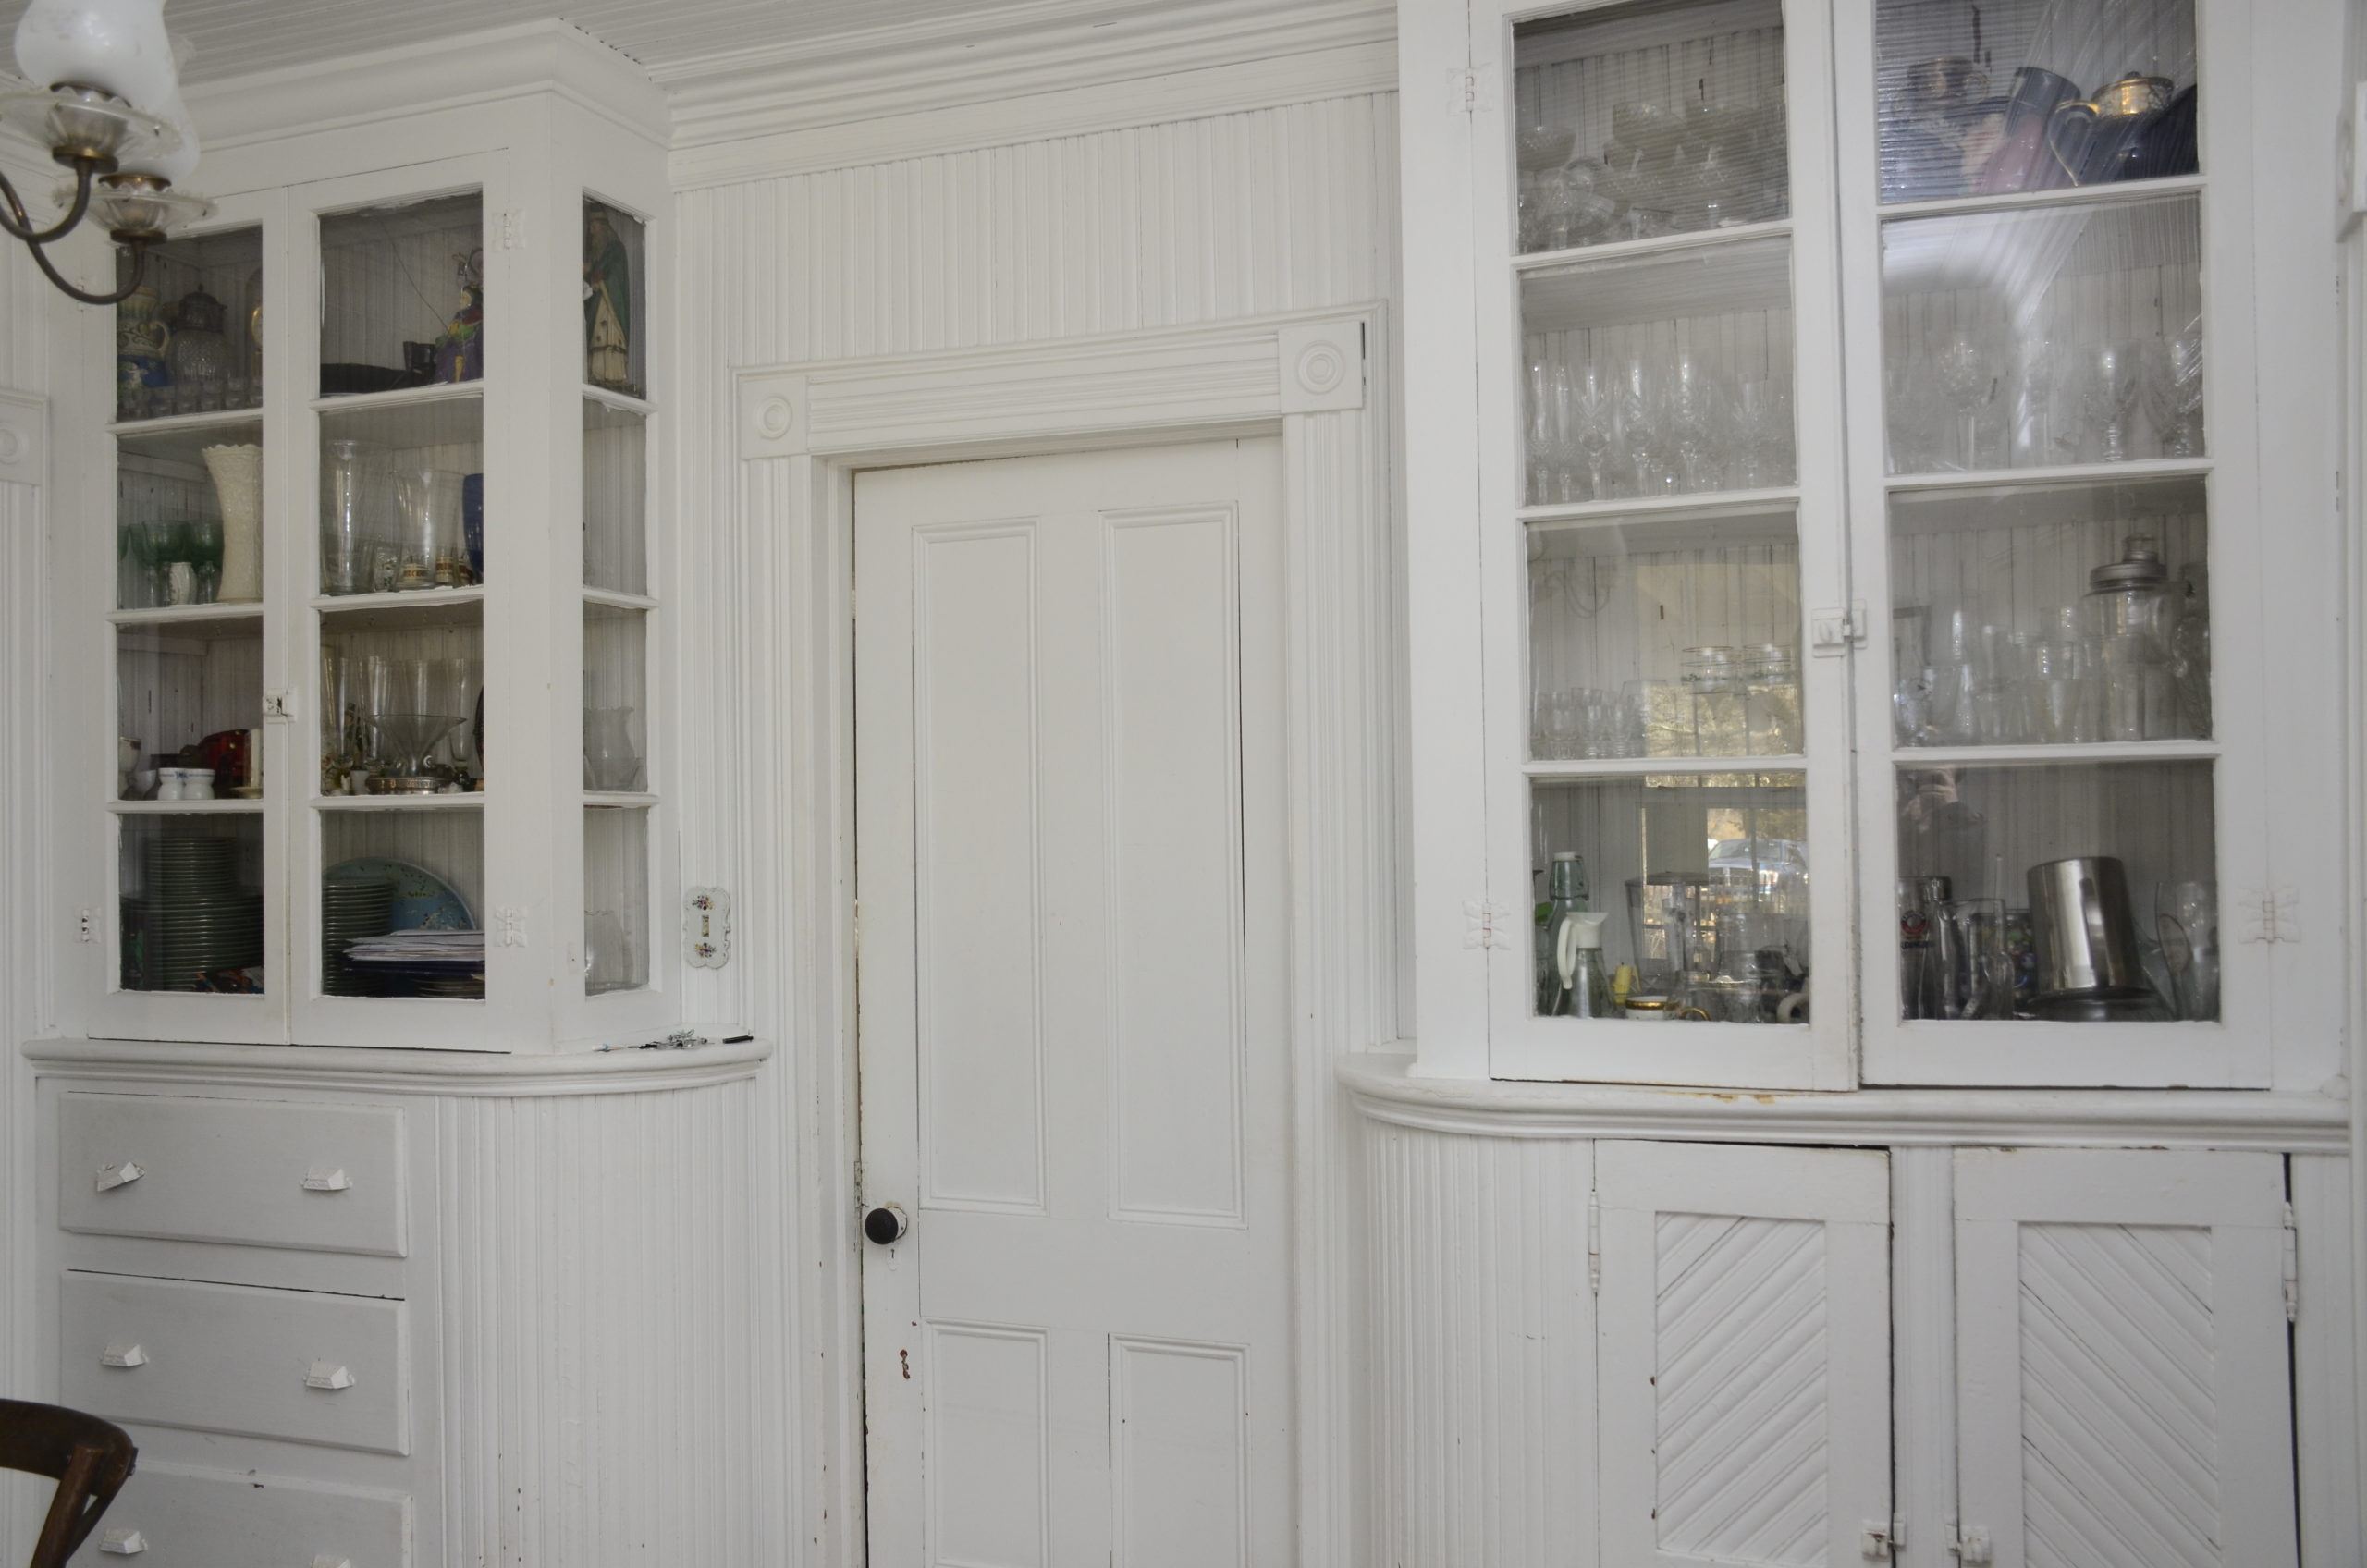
(1847, 0), (2261, 1085)
(1480, 0), (1854, 1087)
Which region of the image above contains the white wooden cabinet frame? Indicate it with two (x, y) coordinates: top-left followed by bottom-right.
(731, 302), (1397, 1568)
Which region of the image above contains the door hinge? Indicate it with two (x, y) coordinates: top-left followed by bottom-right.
(1463, 900), (1519, 950)
(498, 208), (522, 251)
(1810, 601), (1870, 657)
(75, 908), (95, 943)
(1449, 65), (1495, 115)
(2236, 887), (2300, 944)
(1948, 1525), (1992, 1565)
(1861, 1517), (1906, 1558)
(2282, 1199), (2300, 1322)
(1586, 1191), (1602, 1295)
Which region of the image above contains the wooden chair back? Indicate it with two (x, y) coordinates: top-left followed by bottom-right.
(0, 1402), (136, 1568)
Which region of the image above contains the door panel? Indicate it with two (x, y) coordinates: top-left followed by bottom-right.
(1953, 1148), (2298, 1568)
(856, 439), (1289, 1568)
(1596, 1140), (1892, 1567)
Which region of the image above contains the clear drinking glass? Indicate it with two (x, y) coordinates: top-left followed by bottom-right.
(2145, 321), (2205, 458)
(2153, 878), (2218, 1021)
(395, 468), (467, 591)
(1619, 355), (1664, 496)
(1661, 349), (1733, 492)
(320, 438), (384, 596)
(1933, 329), (1997, 471)
(2081, 340), (2147, 462)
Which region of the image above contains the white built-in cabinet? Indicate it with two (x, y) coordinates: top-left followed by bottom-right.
(1380, 0), (2351, 1559)
(54, 28), (677, 1052)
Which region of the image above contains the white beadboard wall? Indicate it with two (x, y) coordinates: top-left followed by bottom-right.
(666, 89), (1404, 1568)
(671, 92), (1403, 1032)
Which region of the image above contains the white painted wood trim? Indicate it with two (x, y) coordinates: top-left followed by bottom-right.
(1890, 1147), (1957, 1568)
(1339, 1053), (2349, 1151)
(733, 304), (1395, 1568)
(0, 391), (43, 488)
(23, 1036), (770, 1096)
(2290, 1154), (2363, 1568)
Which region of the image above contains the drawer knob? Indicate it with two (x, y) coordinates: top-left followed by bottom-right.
(94, 1161), (144, 1193)
(98, 1527), (147, 1553)
(99, 1342), (148, 1369)
(300, 1166), (352, 1193)
(303, 1360), (356, 1391)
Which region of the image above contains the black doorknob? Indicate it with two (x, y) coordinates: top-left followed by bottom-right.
(864, 1206), (909, 1245)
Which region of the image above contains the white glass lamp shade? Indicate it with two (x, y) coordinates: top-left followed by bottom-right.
(14, 0), (178, 116)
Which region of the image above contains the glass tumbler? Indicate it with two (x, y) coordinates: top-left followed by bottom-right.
(321, 439), (385, 596)
(395, 468), (466, 591)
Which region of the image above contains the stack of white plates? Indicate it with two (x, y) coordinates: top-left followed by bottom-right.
(127, 836), (264, 991)
(322, 877), (397, 996)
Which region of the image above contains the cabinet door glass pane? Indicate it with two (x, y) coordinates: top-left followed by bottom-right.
(583, 605), (648, 792)
(1882, 193), (2201, 473)
(117, 618), (263, 800)
(320, 809), (484, 1000)
(120, 815), (264, 993)
(1895, 760), (2214, 1021)
(583, 198), (646, 398)
(320, 601), (484, 796)
(115, 227), (263, 422)
(1531, 509), (1801, 760)
(1533, 773), (1808, 1023)
(320, 399), (484, 596)
(118, 423), (265, 611)
(1513, 0), (1787, 254)
(583, 398), (647, 595)
(1890, 475), (2207, 747)
(585, 806), (650, 995)
(1524, 239), (1795, 504)
(320, 191), (484, 391)
(1877, 0), (2195, 204)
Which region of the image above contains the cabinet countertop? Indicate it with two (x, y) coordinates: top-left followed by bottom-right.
(25, 1035), (772, 1097)
(1339, 1052), (2349, 1152)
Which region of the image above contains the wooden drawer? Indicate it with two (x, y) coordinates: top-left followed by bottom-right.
(59, 1093), (406, 1257)
(68, 1461), (409, 1567)
(60, 1273), (409, 1455)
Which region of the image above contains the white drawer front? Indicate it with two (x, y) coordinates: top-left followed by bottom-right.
(61, 1273), (409, 1455)
(67, 1461), (409, 1568)
(59, 1094), (406, 1258)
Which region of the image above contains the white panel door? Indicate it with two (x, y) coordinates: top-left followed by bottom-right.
(1953, 1148), (2298, 1568)
(855, 439), (1291, 1568)
(1596, 1141), (1893, 1567)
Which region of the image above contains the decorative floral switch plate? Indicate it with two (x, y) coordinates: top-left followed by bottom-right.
(685, 886), (732, 968)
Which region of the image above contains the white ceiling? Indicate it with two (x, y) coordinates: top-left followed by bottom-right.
(0, 0), (1021, 86)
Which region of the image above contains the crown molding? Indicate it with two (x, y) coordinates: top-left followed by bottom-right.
(181, 18), (669, 155)
(663, 0), (1392, 152)
(670, 37), (1394, 190)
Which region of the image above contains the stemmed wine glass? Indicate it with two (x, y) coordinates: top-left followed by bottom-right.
(1526, 357), (1560, 504)
(1618, 354), (1665, 496)
(1567, 361), (1619, 501)
(2146, 322), (2204, 458)
(1932, 329), (1996, 471)
(1660, 349), (1731, 492)
(2082, 340), (2146, 462)
(1733, 371), (1792, 487)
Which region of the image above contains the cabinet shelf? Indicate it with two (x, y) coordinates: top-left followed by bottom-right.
(1526, 755), (1805, 779)
(582, 588), (657, 613)
(1520, 485), (1797, 527)
(108, 604), (267, 631)
(1512, 218), (1792, 276)
(311, 381), (484, 418)
(109, 799), (264, 815)
(313, 587), (484, 631)
(1895, 741), (2220, 767)
(1522, 231), (1792, 334)
(1886, 458), (2212, 496)
(314, 793), (484, 812)
(1878, 173), (2206, 227)
(584, 791), (657, 807)
(582, 385), (653, 417)
(108, 409), (265, 443)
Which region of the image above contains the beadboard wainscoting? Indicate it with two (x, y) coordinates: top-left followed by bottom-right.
(672, 87), (1407, 1568)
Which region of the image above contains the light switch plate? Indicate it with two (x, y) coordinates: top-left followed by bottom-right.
(686, 887), (732, 968)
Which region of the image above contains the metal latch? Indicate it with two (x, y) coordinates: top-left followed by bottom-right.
(1810, 602), (1870, 657)
(301, 1166), (351, 1193)
(99, 1342), (147, 1369)
(1949, 1525), (1992, 1564)
(98, 1528), (147, 1554)
(304, 1361), (356, 1391)
(1861, 1518), (1906, 1557)
(95, 1160), (144, 1192)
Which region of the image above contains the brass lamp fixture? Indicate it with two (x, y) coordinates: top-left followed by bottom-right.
(0, 0), (211, 304)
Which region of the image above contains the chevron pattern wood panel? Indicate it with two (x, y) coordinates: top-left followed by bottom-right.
(1653, 1213), (1832, 1566)
(2017, 1222), (2218, 1568)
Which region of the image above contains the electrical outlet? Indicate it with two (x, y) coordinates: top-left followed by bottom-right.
(75, 908), (95, 943)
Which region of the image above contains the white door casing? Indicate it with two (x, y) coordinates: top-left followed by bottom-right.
(1952, 1147), (2300, 1568)
(1596, 1140), (1894, 1568)
(855, 439), (1292, 1566)
(732, 307), (1393, 1568)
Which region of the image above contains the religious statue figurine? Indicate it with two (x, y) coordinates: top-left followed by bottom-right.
(583, 204), (633, 394)
(435, 248), (485, 384)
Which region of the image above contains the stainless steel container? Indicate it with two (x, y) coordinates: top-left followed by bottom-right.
(2026, 855), (2147, 998)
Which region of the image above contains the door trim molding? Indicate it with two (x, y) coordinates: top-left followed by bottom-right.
(731, 301), (1398, 1568)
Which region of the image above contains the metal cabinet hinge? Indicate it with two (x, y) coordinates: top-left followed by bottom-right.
(75, 908), (96, 943)
(2282, 1200), (2300, 1322)
(1861, 1517), (1906, 1558)
(1810, 602), (1870, 657)
(1463, 900), (1518, 950)
(2236, 887), (2300, 944)
(1586, 1191), (1602, 1295)
(498, 209), (522, 251)
(495, 906), (528, 948)
(1948, 1525), (1992, 1565)
(1450, 66), (1495, 115)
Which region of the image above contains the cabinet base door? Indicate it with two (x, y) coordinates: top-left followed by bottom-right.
(1954, 1148), (2298, 1568)
(1596, 1141), (1892, 1566)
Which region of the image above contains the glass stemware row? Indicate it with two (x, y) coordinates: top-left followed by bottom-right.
(1527, 349), (1795, 505)
(1890, 318), (2202, 473)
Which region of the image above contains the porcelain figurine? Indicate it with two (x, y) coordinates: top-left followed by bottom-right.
(435, 248), (484, 384)
(583, 204), (632, 392)
(115, 283), (169, 419)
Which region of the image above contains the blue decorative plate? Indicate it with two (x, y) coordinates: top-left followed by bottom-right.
(325, 857), (474, 933)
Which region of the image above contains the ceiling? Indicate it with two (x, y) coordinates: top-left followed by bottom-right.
(0, 0), (1026, 86)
